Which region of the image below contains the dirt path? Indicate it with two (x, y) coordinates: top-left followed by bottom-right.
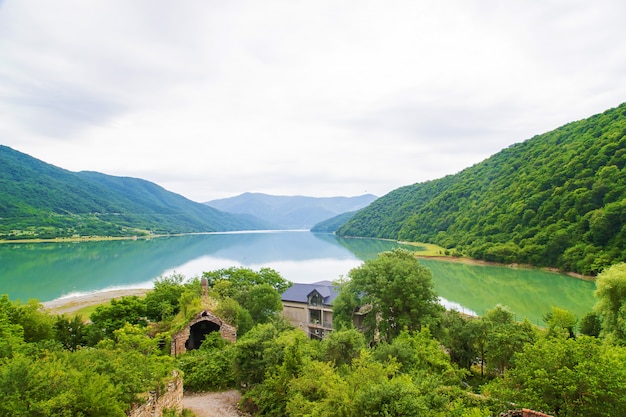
(183, 391), (250, 417)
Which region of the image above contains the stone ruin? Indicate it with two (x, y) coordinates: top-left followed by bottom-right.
(170, 309), (236, 356)
(128, 372), (183, 417)
(500, 410), (553, 417)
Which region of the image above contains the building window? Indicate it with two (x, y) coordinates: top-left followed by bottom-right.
(309, 309), (321, 325)
(308, 292), (323, 306)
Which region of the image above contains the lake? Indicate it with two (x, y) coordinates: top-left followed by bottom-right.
(0, 231), (596, 325)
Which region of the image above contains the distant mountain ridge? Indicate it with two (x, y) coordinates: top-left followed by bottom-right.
(337, 103), (626, 275)
(0, 145), (269, 239)
(204, 192), (377, 229)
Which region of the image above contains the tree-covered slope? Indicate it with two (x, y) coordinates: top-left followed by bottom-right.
(337, 103), (626, 275)
(0, 145), (267, 238)
(310, 210), (360, 233)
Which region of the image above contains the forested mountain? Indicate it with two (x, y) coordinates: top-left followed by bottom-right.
(205, 192), (377, 229)
(310, 210), (360, 233)
(0, 145), (268, 239)
(338, 103), (626, 275)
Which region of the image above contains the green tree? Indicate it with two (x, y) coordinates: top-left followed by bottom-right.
(321, 328), (365, 367)
(238, 283), (283, 324)
(90, 296), (147, 337)
(204, 267), (290, 326)
(214, 297), (254, 336)
(485, 335), (626, 416)
(593, 262), (626, 343)
(145, 273), (188, 321)
(330, 277), (363, 331)
(54, 314), (86, 351)
(372, 328), (459, 382)
(285, 345), (481, 417)
(543, 307), (577, 339)
(0, 353), (127, 417)
(0, 296), (179, 417)
(579, 312), (601, 337)
(0, 309), (25, 359)
(177, 333), (236, 392)
(483, 306), (536, 374)
(0, 295), (54, 343)
(84, 326), (176, 406)
(203, 267), (292, 294)
(439, 310), (481, 370)
(333, 249), (443, 342)
(231, 321), (294, 387)
(242, 330), (316, 417)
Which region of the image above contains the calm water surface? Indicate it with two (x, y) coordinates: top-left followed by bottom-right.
(0, 231), (595, 325)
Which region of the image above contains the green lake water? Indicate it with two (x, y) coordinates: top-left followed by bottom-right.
(0, 231), (595, 325)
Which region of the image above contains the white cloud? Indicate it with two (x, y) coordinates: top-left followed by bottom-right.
(1, 0), (625, 201)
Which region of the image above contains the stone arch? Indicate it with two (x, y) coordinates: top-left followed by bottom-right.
(170, 309), (236, 356)
(185, 320), (220, 350)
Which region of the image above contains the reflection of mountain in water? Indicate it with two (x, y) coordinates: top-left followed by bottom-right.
(420, 259), (596, 326)
(1, 235), (231, 301)
(1, 232), (595, 326)
(2, 232), (385, 301)
(206, 231), (355, 263)
(329, 235), (421, 260)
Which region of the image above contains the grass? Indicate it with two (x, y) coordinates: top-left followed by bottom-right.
(71, 304), (102, 319)
(46, 301), (109, 319)
(399, 241), (456, 257)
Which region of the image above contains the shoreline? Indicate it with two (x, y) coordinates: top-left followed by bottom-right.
(0, 235), (157, 245)
(416, 254), (595, 281)
(0, 233), (600, 281)
(42, 288), (151, 315)
(37, 254), (595, 316)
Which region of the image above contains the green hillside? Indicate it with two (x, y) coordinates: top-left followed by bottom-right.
(337, 103), (626, 275)
(310, 210), (360, 233)
(0, 145), (267, 239)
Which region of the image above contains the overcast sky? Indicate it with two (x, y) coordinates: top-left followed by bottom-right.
(1, 1), (625, 202)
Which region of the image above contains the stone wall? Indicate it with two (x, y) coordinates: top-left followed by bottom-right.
(170, 309), (237, 356)
(500, 410), (553, 417)
(522, 410), (553, 417)
(128, 373), (183, 417)
(282, 301), (307, 330)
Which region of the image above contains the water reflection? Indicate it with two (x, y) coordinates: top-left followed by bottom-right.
(0, 231), (595, 326)
(0, 231), (379, 301)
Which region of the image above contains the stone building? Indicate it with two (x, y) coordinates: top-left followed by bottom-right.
(170, 309), (236, 356)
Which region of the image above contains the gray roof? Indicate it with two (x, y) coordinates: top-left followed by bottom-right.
(281, 281), (338, 306)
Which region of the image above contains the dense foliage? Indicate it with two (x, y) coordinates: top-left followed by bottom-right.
(4, 259), (626, 416)
(593, 262), (626, 343)
(338, 103), (626, 275)
(203, 267), (292, 335)
(183, 322), (495, 417)
(174, 258), (626, 416)
(484, 335), (626, 416)
(0, 145), (266, 240)
(333, 248), (444, 341)
(0, 295), (177, 416)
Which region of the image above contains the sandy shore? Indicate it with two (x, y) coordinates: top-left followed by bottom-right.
(42, 288), (151, 315)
